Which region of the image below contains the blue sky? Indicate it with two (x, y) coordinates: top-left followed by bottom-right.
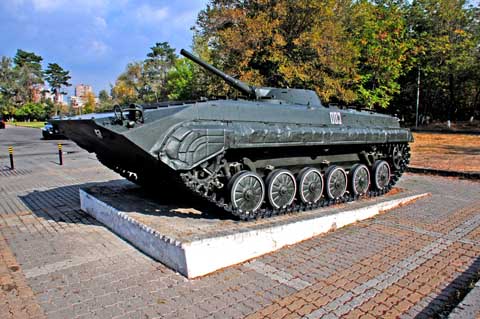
(0, 0), (209, 95)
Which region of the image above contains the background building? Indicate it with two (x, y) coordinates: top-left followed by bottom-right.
(31, 84), (64, 104)
(70, 84), (96, 114)
(75, 84), (93, 101)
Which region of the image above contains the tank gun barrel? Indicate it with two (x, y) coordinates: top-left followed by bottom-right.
(180, 49), (256, 99)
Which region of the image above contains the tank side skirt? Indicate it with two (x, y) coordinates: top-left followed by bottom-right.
(158, 121), (411, 171)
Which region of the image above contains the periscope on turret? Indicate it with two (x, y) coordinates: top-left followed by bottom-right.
(53, 49), (412, 220)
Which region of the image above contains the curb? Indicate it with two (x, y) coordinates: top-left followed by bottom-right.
(448, 280), (480, 319)
(6, 124), (42, 130)
(407, 166), (480, 180)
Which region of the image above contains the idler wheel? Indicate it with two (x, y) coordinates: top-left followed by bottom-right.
(297, 167), (323, 204)
(349, 164), (370, 196)
(372, 160), (391, 190)
(266, 169), (296, 209)
(392, 145), (405, 170)
(229, 171), (265, 214)
(325, 166), (348, 199)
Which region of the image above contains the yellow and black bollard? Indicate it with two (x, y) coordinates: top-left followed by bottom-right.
(58, 143), (63, 165)
(8, 146), (14, 170)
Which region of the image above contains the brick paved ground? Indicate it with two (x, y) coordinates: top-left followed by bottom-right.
(0, 126), (479, 319)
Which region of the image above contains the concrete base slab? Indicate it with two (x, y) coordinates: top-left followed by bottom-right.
(80, 181), (429, 278)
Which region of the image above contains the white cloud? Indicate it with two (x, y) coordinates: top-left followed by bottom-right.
(94, 16), (107, 30)
(31, 0), (62, 11)
(171, 9), (199, 28)
(135, 4), (169, 24)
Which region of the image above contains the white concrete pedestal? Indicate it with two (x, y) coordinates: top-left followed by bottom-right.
(80, 185), (428, 278)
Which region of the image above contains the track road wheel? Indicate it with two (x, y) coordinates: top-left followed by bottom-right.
(297, 167), (323, 204)
(229, 171), (265, 215)
(392, 144), (406, 170)
(349, 164), (370, 196)
(372, 160), (391, 190)
(325, 166), (347, 200)
(266, 169), (297, 209)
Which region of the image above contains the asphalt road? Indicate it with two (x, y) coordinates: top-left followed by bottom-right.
(0, 125), (479, 319)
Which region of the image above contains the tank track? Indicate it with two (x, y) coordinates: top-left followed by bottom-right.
(97, 143), (410, 221)
(180, 143), (411, 220)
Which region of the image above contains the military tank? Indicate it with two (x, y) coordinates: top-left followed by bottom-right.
(55, 49), (412, 220)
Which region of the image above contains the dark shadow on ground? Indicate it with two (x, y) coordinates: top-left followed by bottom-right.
(415, 256), (480, 318)
(441, 145), (480, 156)
(19, 179), (231, 227)
(415, 145), (480, 156)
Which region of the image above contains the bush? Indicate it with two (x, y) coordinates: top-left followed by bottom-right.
(14, 102), (47, 121)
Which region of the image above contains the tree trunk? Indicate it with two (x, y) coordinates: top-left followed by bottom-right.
(448, 73), (454, 122)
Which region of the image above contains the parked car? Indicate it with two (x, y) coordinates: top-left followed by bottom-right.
(42, 121), (65, 139)
(0, 117), (5, 129)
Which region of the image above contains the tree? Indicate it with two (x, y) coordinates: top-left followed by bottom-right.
(402, 0), (479, 121)
(13, 49), (44, 104)
(143, 42), (177, 102)
(111, 42), (182, 104)
(98, 89), (110, 102)
(14, 102), (46, 120)
(83, 91), (96, 114)
(0, 57), (17, 116)
(44, 63), (71, 115)
(351, 0), (414, 109)
(167, 58), (201, 100)
(96, 89), (112, 111)
(111, 62), (144, 104)
(195, 0), (359, 103)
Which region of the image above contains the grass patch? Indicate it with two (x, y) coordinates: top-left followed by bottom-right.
(10, 121), (45, 129)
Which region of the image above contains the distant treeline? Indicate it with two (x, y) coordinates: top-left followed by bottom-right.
(111, 0), (479, 124)
(2, 0), (479, 124)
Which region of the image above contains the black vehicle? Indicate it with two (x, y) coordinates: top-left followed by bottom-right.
(54, 49), (412, 220)
(42, 121), (65, 139)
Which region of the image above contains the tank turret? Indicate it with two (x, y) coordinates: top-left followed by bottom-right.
(180, 49), (323, 107)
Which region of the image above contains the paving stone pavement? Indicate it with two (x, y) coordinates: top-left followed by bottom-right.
(0, 126), (479, 319)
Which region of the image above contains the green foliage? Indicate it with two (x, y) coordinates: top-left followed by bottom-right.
(112, 42), (182, 104)
(14, 102), (46, 120)
(195, 0), (359, 103)
(108, 2), (479, 121)
(401, 0), (480, 120)
(0, 57), (17, 115)
(97, 89), (113, 111)
(0, 49), (74, 118)
(13, 49), (44, 104)
(83, 92), (96, 114)
(351, 0), (414, 108)
(13, 49), (43, 69)
(98, 89), (110, 102)
(143, 42), (177, 102)
(44, 63), (71, 101)
(112, 62), (144, 105)
(167, 59), (198, 100)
